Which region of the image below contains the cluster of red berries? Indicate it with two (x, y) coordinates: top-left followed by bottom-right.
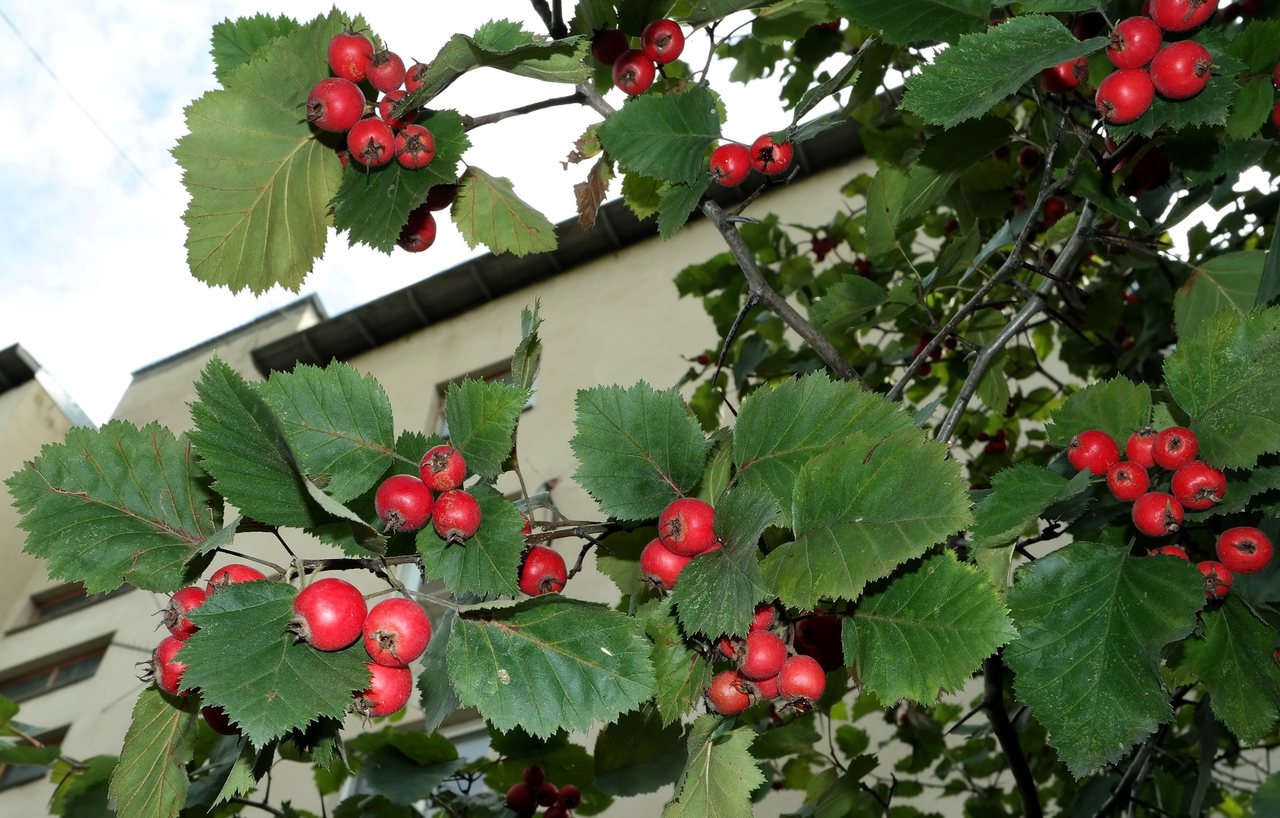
(709, 134), (795, 187)
(591, 19), (685, 96)
(505, 766), (582, 817)
(706, 604), (828, 716)
(638, 497), (721, 591)
(374, 445), (482, 543)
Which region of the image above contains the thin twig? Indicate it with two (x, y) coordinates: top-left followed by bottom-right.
(712, 292), (760, 417)
(230, 798), (287, 818)
(549, 0), (567, 38)
(529, 0), (554, 33)
(575, 82), (616, 118)
(983, 654), (1043, 818)
(526, 522), (617, 546)
(462, 93), (582, 130)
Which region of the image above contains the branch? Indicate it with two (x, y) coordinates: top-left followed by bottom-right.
(575, 82), (616, 118)
(1090, 723), (1171, 818)
(550, 0), (567, 39)
(529, 0), (554, 34)
(229, 798), (288, 818)
(462, 93), (583, 130)
(701, 200), (867, 387)
(983, 655), (1043, 818)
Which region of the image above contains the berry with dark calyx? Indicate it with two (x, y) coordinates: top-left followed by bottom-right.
(201, 705), (239, 736)
(346, 117), (395, 168)
(1197, 560), (1233, 600)
(591, 28), (629, 67)
(363, 597), (431, 667)
(658, 497), (718, 557)
(639, 537), (692, 592)
(612, 49), (656, 95)
(374, 473), (434, 533)
(1149, 544), (1189, 560)
(1017, 146), (1042, 170)
(307, 78), (366, 133)
(291, 578), (368, 652)
(433, 489), (482, 543)
(1067, 429), (1121, 475)
(367, 49), (407, 94)
(152, 636), (192, 696)
(1215, 527), (1273, 575)
(778, 655), (827, 705)
(1126, 428), (1158, 468)
(706, 669), (752, 716)
(739, 630), (788, 681)
(328, 31), (374, 83)
(1150, 41), (1213, 99)
(164, 586), (207, 641)
(1131, 491), (1184, 537)
(1107, 17), (1163, 69)
(641, 19), (685, 65)
(1153, 426), (1198, 470)
(506, 782), (538, 817)
(1150, 0), (1219, 30)
(376, 90), (417, 131)
(750, 133), (794, 175)
(404, 62), (428, 94)
(397, 206), (436, 253)
(1040, 57), (1088, 93)
(419, 444), (467, 491)
(353, 662), (413, 717)
(425, 183), (458, 211)
(523, 765), (546, 788)
(519, 546), (568, 596)
(557, 784), (582, 809)
(395, 124), (436, 170)
(710, 142), (751, 187)
(536, 782), (559, 807)
(1171, 461), (1226, 511)
(1041, 196), (1068, 228)
(1096, 69), (1155, 125)
(1107, 461), (1150, 502)
(207, 563), (267, 594)
(750, 602), (776, 632)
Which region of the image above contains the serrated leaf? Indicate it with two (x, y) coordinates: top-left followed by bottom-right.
(1184, 596), (1280, 742)
(638, 599), (712, 727)
(332, 111), (470, 253)
(830, 0), (987, 46)
(175, 11), (348, 293)
(841, 553), (1016, 703)
(452, 167), (557, 257)
(1256, 770), (1280, 814)
(1045, 376), (1152, 447)
(417, 485), (525, 597)
(811, 275), (890, 334)
(418, 609), (461, 734)
(6, 421), (218, 594)
(511, 302), (543, 394)
(794, 50), (864, 122)
(51, 754), (115, 818)
(210, 13), (301, 83)
(442, 379), (530, 478)
(183, 582), (371, 747)
(361, 745), (464, 807)
(594, 708), (687, 797)
(446, 596), (655, 738)
(663, 716), (765, 818)
(685, 0), (772, 25)
(901, 17), (1104, 128)
(1005, 542), (1204, 776)
(1106, 34), (1245, 138)
(1174, 251), (1266, 345)
(657, 178), (709, 239)
(971, 465), (1086, 589)
(1225, 78), (1274, 141)
(733, 373), (916, 526)
(761, 427), (972, 610)
(598, 87), (720, 186)
(571, 382), (710, 521)
(1227, 19), (1280, 72)
(1164, 306), (1280, 469)
(864, 166), (911, 267)
(575, 156), (612, 232)
(108, 689), (198, 818)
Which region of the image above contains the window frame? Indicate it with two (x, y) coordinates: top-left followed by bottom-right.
(0, 640), (111, 704)
(429, 361), (536, 439)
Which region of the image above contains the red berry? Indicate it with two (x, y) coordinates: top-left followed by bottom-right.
(793, 614), (844, 672)
(354, 663), (413, 717)
(1041, 57), (1088, 93)
(425, 184), (458, 211)
(206, 563), (267, 594)
(395, 124), (436, 170)
(1153, 426), (1198, 470)
(1170, 461), (1226, 511)
(164, 586), (207, 641)
(706, 670), (752, 716)
(1126, 428), (1158, 468)
(750, 603), (776, 632)
(1096, 69), (1155, 125)
(433, 489), (482, 543)
(404, 62), (428, 94)
(778, 654), (827, 704)
(1150, 41), (1212, 99)
(753, 673), (781, 700)
(557, 784), (582, 809)
(591, 29), (629, 67)
(397, 206), (437, 253)
(749, 134), (794, 175)
(328, 32), (374, 83)
(367, 49), (407, 94)
(1107, 17), (1163, 69)
(641, 19), (685, 65)
(1106, 461), (1150, 502)
(419, 444), (467, 491)
(376, 90), (417, 131)
(535, 782), (559, 807)
(1067, 430), (1121, 475)
(346, 117), (396, 168)
(1149, 545), (1189, 560)
(363, 597), (431, 667)
(307, 78), (366, 133)
(1197, 560), (1233, 600)
(718, 635), (740, 660)
(739, 630), (788, 681)
(612, 49), (656, 95)
(291, 578), (368, 652)
(201, 705), (238, 736)
(152, 636), (191, 696)
(1150, 0), (1219, 30)
(519, 546), (568, 596)
(506, 782), (537, 817)
(1215, 527), (1273, 575)
(374, 474), (434, 533)
(1042, 196), (1068, 228)
(1131, 492), (1185, 537)
(658, 497), (719, 557)
(639, 537), (692, 591)
(710, 143), (751, 187)
(523, 765), (546, 788)
(1017, 146), (1042, 170)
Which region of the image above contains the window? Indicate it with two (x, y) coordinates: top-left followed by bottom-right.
(0, 726), (66, 791)
(0, 641), (110, 703)
(431, 362), (536, 438)
(18, 583), (130, 629)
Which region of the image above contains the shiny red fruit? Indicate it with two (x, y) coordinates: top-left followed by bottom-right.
(1150, 41), (1212, 99)
(706, 669), (752, 715)
(1107, 17), (1163, 69)
(152, 636), (192, 696)
(292, 578), (367, 651)
(367, 50), (407, 94)
(374, 474), (434, 533)
(639, 537), (692, 591)
(363, 597), (431, 667)
(612, 49), (656, 95)
(1041, 57), (1088, 93)
(710, 143), (751, 187)
(404, 62), (429, 94)
(557, 784), (582, 809)
(519, 546), (568, 596)
(206, 563), (267, 594)
(1153, 426), (1198, 470)
(164, 586), (207, 641)
(1170, 461), (1226, 510)
(354, 663), (413, 717)
(1215, 527), (1273, 575)
(201, 705), (239, 736)
(395, 124), (436, 169)
(328, 32), (374, 83)
(750, 603), (776, 632)
(377, 90), (417, 131)
(750, 133), (794, 175)
(658, 497), (718, 556)
(1096, 69), (1155, 125)
(506, 782), (538, 816)
(779, 654), (827, 704)
(1197, 560), (1233, 600)
(641, 19), (685, 64)
(591, 29), (629, 67)
(346, 117), (395, 168)
(397, 206), (436, 253)
(740, 630), (788, 681)
(1126, 428), (1158, 468)
(433, 489), (482, 543)
(1150, 0), (1219, 30)
(1131, 492), (1184, 537)
(419, 444), (467, 491)
(307, 78), (366, 133)
(1067, 429), (1121, 475)
(1106, 461), (1150, 502)
(1149, 545), (1189, 560)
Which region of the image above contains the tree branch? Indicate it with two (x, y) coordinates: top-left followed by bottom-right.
(575, 82), (616, 118)
(462, 93), (584, 130)
(529, 0), (554, 34)
(983, 654), (1043, 818)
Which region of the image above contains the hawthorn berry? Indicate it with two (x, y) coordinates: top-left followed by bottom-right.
(201, 705), (239, 736)
(363, 597), (431, 667)
(639, 537), (692, 591)
(706, 669), (752, 716)
(419, 444), (467, 491)
(1197, 560), (1233, 600)
(518, 545), (568, 596)
(753, 673), (781, 700)
(591, 28), (630, 67)
(1170, 461), (1226, 510)
(523, 765), (546, 788)
(612, 49), (656, 95)
(750, 602), (776, 632)
(1150, 41), (1212, 99)
(710, 143), (751, 187)
(1149, 544), (1189, 560)
(1067, 429), (1121, 475)
(779, 654), (827, 705)
(1106, 461), (1150, 502)
(354, 662), (413, 717)
(1125, 428), (1158, 468)
(1040, 57), (1088, 93)
(739, 630), (788, 681)
(164, 586), (207, 641)
(397, 206), (437, 253)
(506, 782), (538, 817)
(535, 782), (559, 807)
(1215, 527), (1273, 575)
(425, 183), (458, 211)
(1131, 491), (1184, 537)
(641, 19), (685, 65)
(1017, 146), (1042, 170)
(1107, 17), (1163, 69)
(750, 133), (794, 175)
(1041, 196), (1068, 228)
(152, 636), (191, 696)
(374, 474), (434, 533)
(658, 497), (718, 556)
(376, 90), (417, 131)
(793, 614), (844, 672)
(291, 577), (368, 652)
(1096, 69), (1155, 125)
(1152, 426), (1198, 470)
(1150, 0), (1219, 30)
(346, 117), (396, 168)
(433, 489), (482, 543)
(557, 784), (582, 809)
(395, 124), (436, 170)
(307, 78), (367, 133)
(328, 31), (374, 83)
(206, 563), (266, 594)
(404, 62), (428, 94)
(367, 49), (407, 94)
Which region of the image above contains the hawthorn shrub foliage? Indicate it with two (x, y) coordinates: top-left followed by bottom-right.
(5, 1), (1280, 817)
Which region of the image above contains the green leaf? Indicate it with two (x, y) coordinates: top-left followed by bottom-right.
(442, 379), (531, 478)
(1255, 770), (1280, 815)
(511, 302), (543, 393)
(452, 167), (557, 257)
(417, 485), (526, 597)
(841, 553), (1017, 703)
(594, 528), (655, 599)
(657, 178), (710, 239)
(571, 382), (710, 521)
(108, 689), (198, 818)
(863, 166), (911, 267)
(733, 373), (916, 526)
(593, 707), (687, 796)
(1226, 19), (1280, 72)
(1005, 0), (1097, 10)
(685, 0), (772, 25)
(0, 742), (60, 765)
(1174, 251), (1266, 339)
(0, 695), (15, 728)
(663, 716), (765, 818)
(1183, 596), (1280, 743)
(209, 13), (302, 83)
(175, 11), (348, 293)
(7, 421), (218, 594)
(417, 609), (461, 734)
(1225, 78), (1274, 141)
(1164, 306), (1280, 469)
(447, 596), (655, 739)
(332, 110), (470, 253)
(598, 87), (721, 186)
(830, 0), (988, 46)
(638, 598), (712, 727)
(1005, 542), (1204, 776)
(183, 581), (371, 747)
(1045, 376), (1152, 447)
(1263, 203), (1280, 307)
(360, 738), (464, 807)
(51, 755), (115, 818)
(811, 275), (890, 334)
(901, 17), (1104, 128)
(1106, 34), (1245, 138)
(971, 466), (1085, 589)
(976, 359), (1011, 415)
(761, 427), (972, 610)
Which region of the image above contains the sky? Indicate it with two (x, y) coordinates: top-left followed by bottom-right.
(0, 2), (793, 424)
